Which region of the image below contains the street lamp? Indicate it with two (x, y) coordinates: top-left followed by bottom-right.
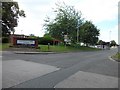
(77, 19), (81, 44)
(77, 26), (79, 44)
(64, 34), (68, 48)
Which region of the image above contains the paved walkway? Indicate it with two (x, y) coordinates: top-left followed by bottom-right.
(55, 71), (118, 88)
(2, 59), (60, 88)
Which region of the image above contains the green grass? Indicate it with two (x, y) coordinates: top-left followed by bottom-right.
(112, 52), (120, 62)
(0, 43), (10, 51)
(38, 45), (101, 52)
(0, 43), (101, 52)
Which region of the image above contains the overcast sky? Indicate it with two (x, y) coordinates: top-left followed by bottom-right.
(14, 0), (119, 44)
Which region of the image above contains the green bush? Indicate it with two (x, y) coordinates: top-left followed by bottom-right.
(2, 37), (9, 43)
(69, 44), (80, 48)
(38, 36), (53, 45)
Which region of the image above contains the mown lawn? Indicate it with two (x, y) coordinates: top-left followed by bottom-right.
(0, 43), (10, 51)
(0, 43), (101, 52)
(38, 45), (101, 52)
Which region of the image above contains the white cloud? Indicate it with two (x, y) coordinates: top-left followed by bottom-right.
(75, 0), (119, 23)
(15, 17), (45, 37)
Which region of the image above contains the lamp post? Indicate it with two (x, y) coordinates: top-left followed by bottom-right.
(77, 26), (79, 44)
(77, 19), (79, 44)
(64, 34), (68, 48)
(77, 19), (81, 44)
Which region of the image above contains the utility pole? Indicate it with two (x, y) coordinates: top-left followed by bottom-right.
(77, 19), (80, 44)
(77, 27), (79, 44)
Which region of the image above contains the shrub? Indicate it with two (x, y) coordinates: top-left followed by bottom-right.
(38, 36), (53, 45)
(2, 37), (9, 43)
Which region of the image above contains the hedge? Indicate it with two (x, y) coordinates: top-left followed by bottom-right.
(2, 37), (9, 43)
(38, 37), (53, 45)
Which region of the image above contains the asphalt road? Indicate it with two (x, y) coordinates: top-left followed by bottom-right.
(2, 48), (119, 88)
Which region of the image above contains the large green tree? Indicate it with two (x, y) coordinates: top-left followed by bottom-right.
(79, 21), (100, 46)
(44, 3), (83, 43)
(97, 40), (104, 45)
(110, 40), (117, 46)
(44, 3), (100, 45)
(1, 1), (25, 37)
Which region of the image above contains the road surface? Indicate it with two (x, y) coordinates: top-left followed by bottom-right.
(2, 48), (119, 88)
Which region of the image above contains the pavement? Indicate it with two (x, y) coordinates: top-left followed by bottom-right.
(1, 48), (119, 89)
(55, 71), (118, 88)
(2, 59), (60, 88)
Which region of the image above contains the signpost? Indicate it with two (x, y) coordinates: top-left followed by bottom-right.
(64, 35), (68, 47)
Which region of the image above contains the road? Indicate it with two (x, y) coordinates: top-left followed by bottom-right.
(2, 48), (119, 88)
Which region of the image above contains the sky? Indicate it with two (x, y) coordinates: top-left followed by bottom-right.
(14, 0), (119, 44)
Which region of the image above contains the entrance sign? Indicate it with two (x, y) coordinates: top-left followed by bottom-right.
(64, 35), (68, 42)
(17, 40), (35, 45)
(10, 34), (38, 48)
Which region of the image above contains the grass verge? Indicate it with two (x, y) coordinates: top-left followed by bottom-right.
(38, 45), (101, 52)
(112, 52), (120, 62)
(0, 44), (101, 52)
(0, 43), (10, 51)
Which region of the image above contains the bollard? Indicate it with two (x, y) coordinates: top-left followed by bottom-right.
(48, 43), (50, 51)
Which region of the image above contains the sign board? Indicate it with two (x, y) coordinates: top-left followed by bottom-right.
(17, 40), (35, 45)
(64, 35), (68, 42)
(64, 39), (68, 42)
(64, 35), (68, 39)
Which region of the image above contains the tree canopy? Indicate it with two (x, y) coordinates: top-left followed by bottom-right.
(1, 1), (25, 37)
(44, 3), (83, 43)
(80, 21), (99, 46)
(44, 3), (100, 45)
(110, 40), (117, 46)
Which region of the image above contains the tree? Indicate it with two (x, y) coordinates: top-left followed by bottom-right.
(29, 34), (35, 37)
(80, 21), (100, 46)
(97, 40), (103, 45)
(1, 1), (25, 37)
(44, 3), (83, 43)
(110, 40), (117, 46)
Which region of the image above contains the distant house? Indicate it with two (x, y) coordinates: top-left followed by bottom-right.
(53, 39), (62, 45)
(96, 42), (110, 50)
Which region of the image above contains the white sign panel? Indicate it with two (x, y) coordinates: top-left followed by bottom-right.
(17, 40), (35, 45)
